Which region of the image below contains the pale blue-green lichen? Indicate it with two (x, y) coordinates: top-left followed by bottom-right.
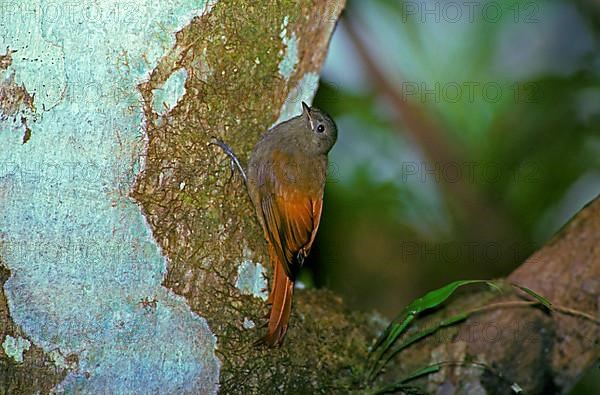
(152, 68), (188, 116)
(0, 0), (220, 393)
(2, 335), (31, 363)
(243, 318), (255, 329)
(278, 15), (299, 80)
(235, 260), (268, 301)
(48, 349), (77, 370)
(273, 71), (321, 125)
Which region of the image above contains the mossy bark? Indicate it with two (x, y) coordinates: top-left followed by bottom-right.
(132, 0), (369, 393)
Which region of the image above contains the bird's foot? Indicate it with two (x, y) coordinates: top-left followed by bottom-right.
(208, 137), (248, 185)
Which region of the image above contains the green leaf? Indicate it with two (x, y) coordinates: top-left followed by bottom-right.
(404, 280), (489, 314)
(373, 364), (441, 394)
(375, 315), (415, 358)
(386, 313), (468, 363)
(511, 283), (552, 309)
(374, 359), (523, 394)
(368, 280), (500, 381)
(399, 364), (442, 383)
(370, 312), (469, 381)
(372, 280), (496, 356)
(368, 315), (416, 379)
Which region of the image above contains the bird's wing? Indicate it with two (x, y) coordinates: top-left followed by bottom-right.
(258, 152), (323, 279)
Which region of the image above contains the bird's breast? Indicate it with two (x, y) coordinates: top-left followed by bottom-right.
(270, 149), (327, 193)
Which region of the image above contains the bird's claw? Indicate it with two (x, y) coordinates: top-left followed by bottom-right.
(208, 137), (248, 186)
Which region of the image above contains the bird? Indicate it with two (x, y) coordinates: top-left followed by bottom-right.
(210, 102), (337, 347)
(246, 102), (338, 347)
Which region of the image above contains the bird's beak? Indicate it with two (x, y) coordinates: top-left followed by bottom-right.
(302, 101), (314, 129)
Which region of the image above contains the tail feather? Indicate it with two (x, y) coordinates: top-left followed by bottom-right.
(267, 245), (280, 305)
(256, 246), (294, 347)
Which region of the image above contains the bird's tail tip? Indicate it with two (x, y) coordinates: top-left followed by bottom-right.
(255, 264), (294, 348)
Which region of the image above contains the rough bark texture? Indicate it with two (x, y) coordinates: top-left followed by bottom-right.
(130, 1), (370, 393)
(508, 197), (600, 391)
(1, 1), (598, 394)
(0, 262), (68, 394)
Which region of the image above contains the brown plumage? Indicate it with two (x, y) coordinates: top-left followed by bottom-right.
(247, 102), (337, 347)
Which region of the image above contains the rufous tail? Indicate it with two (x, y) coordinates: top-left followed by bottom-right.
(256, 245), (294, 347)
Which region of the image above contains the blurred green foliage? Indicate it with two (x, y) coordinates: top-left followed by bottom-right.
(310, 0), (599, 392)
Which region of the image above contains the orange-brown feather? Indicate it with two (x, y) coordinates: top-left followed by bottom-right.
(254, 150), (326, 346)
(256, 244), (294, 347)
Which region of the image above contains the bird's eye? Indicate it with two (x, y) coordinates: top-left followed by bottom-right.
(316, 124), (325, 133)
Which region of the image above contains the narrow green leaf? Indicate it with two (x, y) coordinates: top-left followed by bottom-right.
(371, 312), (412, 353)
(389, 313), (469, 359)
(405, 280), (490, 315)
(373, 364), (441, 394)
(486, 281), (503, 293)
(368, 315), (415, 378)
(511, 283), (552, 309)
(372, 280), (495, 357)
(399, 364), (442, 383)
(371, 313), (469, 380)
(377, 315), (415, 357)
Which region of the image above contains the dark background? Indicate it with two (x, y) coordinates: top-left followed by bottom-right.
(307, 0), (599, 392)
